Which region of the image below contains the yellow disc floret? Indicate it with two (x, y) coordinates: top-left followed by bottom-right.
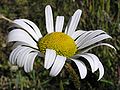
(38, 32), (77, 58)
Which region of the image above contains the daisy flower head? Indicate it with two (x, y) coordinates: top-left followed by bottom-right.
(6, 5), (115, 80)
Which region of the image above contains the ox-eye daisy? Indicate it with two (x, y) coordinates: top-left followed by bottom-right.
(3, 5), (115, 80)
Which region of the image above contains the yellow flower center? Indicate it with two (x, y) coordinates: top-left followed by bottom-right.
(38, 32), (77, 58)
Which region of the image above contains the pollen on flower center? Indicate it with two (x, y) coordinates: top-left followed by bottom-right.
(38, 32), (77, 57)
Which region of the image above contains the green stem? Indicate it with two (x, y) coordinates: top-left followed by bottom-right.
(60, 80), (64, 90)
(65, 63), (80, 90)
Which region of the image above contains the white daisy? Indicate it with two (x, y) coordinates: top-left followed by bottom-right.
(7, 5), (115, 80)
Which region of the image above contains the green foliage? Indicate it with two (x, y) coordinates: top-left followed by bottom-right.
(0, 0), (120, 89)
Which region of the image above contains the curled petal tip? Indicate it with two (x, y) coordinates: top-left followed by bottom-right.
(45, 5), (51, 9)
(77, 9), (82, 13)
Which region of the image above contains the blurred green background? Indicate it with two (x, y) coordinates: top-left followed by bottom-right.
(0, 0), (120, 90)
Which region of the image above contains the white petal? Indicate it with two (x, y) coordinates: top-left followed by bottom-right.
(23, 53), (29, 72)
(24, 52), (38, 72)
(10, 46), (26, 64)
(84, 53), (104, 80)
(12, 41), (28, 49)
(67, 10), (82, 36)
(80, 43), (116, 53)
(77, 30), (106, 48)
(14, 47), (28, 65)
(27, 52), (38, 72)
(98, 61), (104, 80)
(8, 29), (38, 49)
(45, 5), (54, 33)
(17, 47), (38, 67)
(64, 17), (72, 34)
(17, 47), (29, 66)
(74, 53), (104, 80)
(75, 54), (96, 73)
(13, 19), (39, 41)
(79, 34), (112, 49)
(50, 55), (66, 76)
(55, 16), (64, 32)
(75, 31), (93, 47)
(21, 19), (42, 38)
(71, 30), (86, 40)
(82, 30), (106, 41)
(85, 53), (99, 72)
(9, 45), (22, 64)
(44, 49), (56, 69)
(71, 59), (87, 79)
